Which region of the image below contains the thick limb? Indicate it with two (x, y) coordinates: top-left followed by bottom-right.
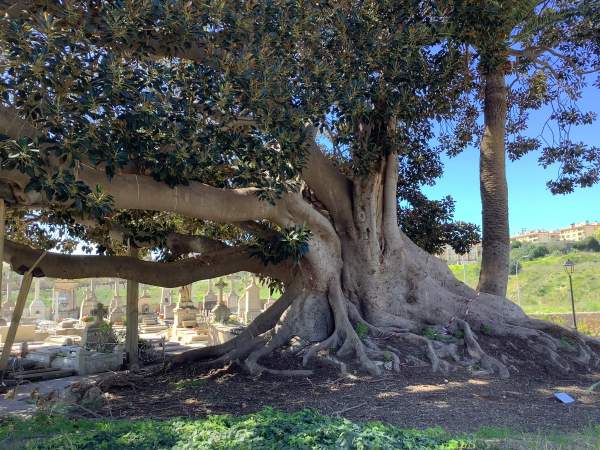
(3, 240), (290, 287)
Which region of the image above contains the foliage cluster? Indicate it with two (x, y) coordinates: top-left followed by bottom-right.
(0, 0), (485, 259)
(573, 237), (600, 252)
(0, 409), (476, 450)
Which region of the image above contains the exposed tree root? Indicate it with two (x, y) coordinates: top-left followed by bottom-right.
(169, 252), (599, 380)
(456, 320), (509, 378)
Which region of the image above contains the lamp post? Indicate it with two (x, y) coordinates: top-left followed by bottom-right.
(563, 259), (577, 331)
(515, 255), (531, 306)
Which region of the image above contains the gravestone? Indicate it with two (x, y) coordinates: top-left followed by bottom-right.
(211, 279), (231, 323)
(53, 280), (79, 320)
(226, 290), (239, 315)
(173, 284), (197, 328)
(240, 278), (263, 324)
(161, 294), (175, 320)
(29, 278), (51, 320)
(81, 303), (117, 353)
(263, 294), (276, 311)
(79, 281), (97, 319)
(203, 279), (218, 311)
(109, 281), (125, 323)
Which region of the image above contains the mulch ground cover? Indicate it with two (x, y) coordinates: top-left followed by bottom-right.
(99, 357), (600, 433)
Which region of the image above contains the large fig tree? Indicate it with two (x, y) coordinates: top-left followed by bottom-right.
(0, 1), (597, 377)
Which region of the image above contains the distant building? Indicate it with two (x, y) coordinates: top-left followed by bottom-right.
(438, 243), (481, 264)
(558, 222), (600, 242)
(509, 229), (560, 243)
(511, 221), (600, 243)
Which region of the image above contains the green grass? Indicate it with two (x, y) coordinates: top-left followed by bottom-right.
(1, 410), (597, 449)
(472, 425), (600, 450)
(0, 409), (475, 450)
(449, 251), (600, 314)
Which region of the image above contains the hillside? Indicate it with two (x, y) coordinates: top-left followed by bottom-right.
(449, 251), (600, 314)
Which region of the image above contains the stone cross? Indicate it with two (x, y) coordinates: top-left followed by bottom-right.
(90, 302), (108, 322)
(215, 279), (227, 303)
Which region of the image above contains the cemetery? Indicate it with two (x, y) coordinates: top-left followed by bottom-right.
(0, 269), (275, 383)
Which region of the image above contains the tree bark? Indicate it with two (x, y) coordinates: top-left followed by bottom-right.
(125, 245), (140, 370)
(477, 69), (510, 297)
(0, 199), (5, 316)
(3, 240), (291, 287)
(0, 251), (45, 374)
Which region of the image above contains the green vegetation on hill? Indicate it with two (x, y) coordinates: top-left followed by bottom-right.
(450, 250), (600, 314)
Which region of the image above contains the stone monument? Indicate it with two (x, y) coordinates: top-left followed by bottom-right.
(138, 287), (155, 315)
(211, 279), (231, 323)
(173, 284), (197, 328)
(109, 280), (125, 323)
(79, 281), (97, 319)
(263, 292), (276, 311)
(203, 279), (218, 311)
(81, 302), (112, 350)
(226, 289), (239, 315)
(160, 288), (175, 320)
(53, 280), (79, 320)
(29, 278), (51, 320)
(240, 278), (262, 324)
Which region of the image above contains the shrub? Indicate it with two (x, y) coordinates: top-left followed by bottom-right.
(530, 245), (549, 259)
(510, 240), (522, 249)
(509, 259), (522, 275)
(573, 236), (600, 252)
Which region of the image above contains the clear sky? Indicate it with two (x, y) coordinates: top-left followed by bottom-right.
(423, 82), (600, 235)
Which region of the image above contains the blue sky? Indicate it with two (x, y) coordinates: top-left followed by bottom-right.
(423, 83), (600, 235)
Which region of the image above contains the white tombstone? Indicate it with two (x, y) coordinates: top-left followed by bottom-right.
(29, 278), (50, 320)
(173, 284), (197, 328)
(160, 289), (175, 320)
(109, 281), (125, 323)
(79, 281), (97, 319)
(226, 290), (239, 315)
(240, 278), (262, 324)
(203, 279), (218, 311)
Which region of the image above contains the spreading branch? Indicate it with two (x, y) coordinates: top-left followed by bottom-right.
(0, 108), (298, 226)
(301, 136), (355, 234)
(3, 240), (291, 286)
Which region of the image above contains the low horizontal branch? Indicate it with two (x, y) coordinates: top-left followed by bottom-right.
(3, 240), (291, 287)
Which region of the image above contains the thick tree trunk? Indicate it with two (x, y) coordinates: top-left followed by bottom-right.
(170, 157), (600, 379)
(477, 69), (510, 297)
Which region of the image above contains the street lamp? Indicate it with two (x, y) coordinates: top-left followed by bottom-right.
(515, 255), (531, 306)
(563, 259), (577, 331)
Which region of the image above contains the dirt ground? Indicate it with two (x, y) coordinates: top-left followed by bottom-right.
(99, 359), (600, 433)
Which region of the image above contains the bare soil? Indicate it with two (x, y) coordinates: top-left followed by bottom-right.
(99, 356), (600, 433)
